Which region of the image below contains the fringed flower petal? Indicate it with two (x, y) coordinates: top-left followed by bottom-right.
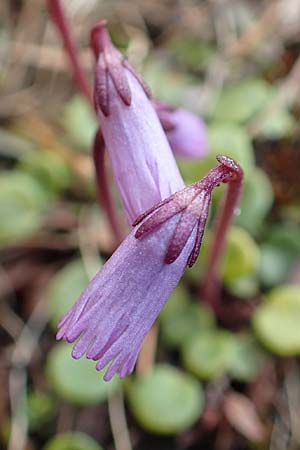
(57, 216), (196, 381)
(57, 156), (241, 381)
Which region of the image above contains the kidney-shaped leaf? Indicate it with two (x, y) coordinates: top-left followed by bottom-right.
(126, 364), (204, 434)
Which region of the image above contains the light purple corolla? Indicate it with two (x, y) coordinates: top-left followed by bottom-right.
(57, 219), (197, 381)
(57, 156), (241, 381)
(154, 100), (208, 159)
(90, 21), (184, 223)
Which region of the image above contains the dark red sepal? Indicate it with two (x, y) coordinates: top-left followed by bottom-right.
(91, 21), (151, 116)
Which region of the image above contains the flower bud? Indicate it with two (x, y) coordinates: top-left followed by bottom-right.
(154, 100), (208, 159)
(91, 22), (184, 223)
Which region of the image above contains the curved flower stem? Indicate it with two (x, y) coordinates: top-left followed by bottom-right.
(93, 130), (125, 245)
(47, 0), (93, 104)
(201, 170), (243, 316)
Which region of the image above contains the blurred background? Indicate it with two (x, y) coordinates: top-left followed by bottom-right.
(1, 0), (300, 449)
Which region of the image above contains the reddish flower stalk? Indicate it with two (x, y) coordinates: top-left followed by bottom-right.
(93, 130), (125, 243)
(201, 157), (243, 314)
(47, 0), (93, 104)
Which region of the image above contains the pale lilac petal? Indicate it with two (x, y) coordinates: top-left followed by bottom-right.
(57, 216), (196, 380)
(97, 72), (185, 223)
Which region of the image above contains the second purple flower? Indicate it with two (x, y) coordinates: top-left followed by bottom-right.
(90, 21), (184, 224)
(57, 156), (242, 381)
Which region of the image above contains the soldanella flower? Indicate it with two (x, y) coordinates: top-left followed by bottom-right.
(57, 156), (242, 381)
(154, 100), (208, 159)
(90, 21), (184, 223)
(50, 7), (244, 381)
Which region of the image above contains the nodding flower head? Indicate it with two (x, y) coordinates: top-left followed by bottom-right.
(90, 21), (151, 117)
(153, 100), (208, 159)
(57, 156), (242, 381)
(133, 155), (242, 267)
(90, 21), (184, 224)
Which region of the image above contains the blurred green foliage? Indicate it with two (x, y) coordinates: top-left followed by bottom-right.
(172, 37), (215, 71)
(236, 168), (273, 235)
(211, 79), (273, 123)
(258, 109), (296, 138)
(182, 329), (265, 382)
(259, 244), (295, 288)
(182, 329), (236, 380)
(47, 259), (97, 328)
(63, 96), (98, 150)
(161, 300), (215, 348)
(222, 226), (260, 284)
(143, 59), (195, 105)
(27, 391), (56, 433)
(43, 432), (103, 450)
(253, 285), (300, 355)
(18, 150), (73, 193)
(0, 171), (52, 244)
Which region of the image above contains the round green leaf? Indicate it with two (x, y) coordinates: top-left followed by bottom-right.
(186, 227), (259, 288)
(182, 330), (236, 380)
(27, 391), (56, 433)
(43, 432), (103, 450)
(47, 259), (99, 328)
(126, 364), (204, 434)
(259, 244), (294, 288)
(253, 285), (300, 355)
(236, 169), (273, 234)
(226, 276), (259, 299)
(46, 343), (120, 405)
(267, 224), (300, 256)
(228, 335), (266, 382)
(222, 227), (260, 284)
